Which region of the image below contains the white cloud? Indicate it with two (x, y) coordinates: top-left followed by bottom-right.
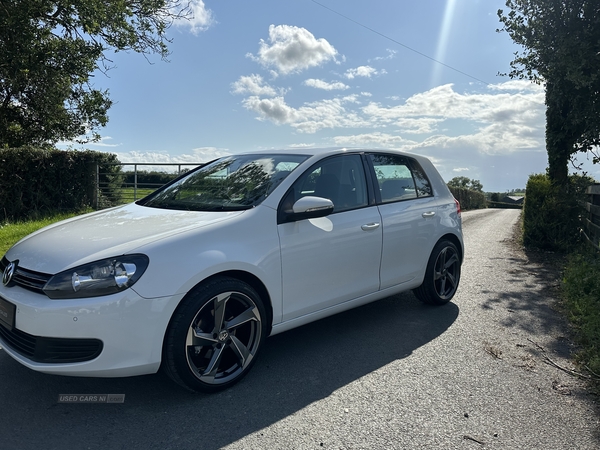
(373, 49), (397, 61)
(304, 79), (349, 91)
(189, 147), (232, 160)
(172, 0), (215, 34)
(231, 74), (278, 97)
(242, 96), (298, 126)
(250, 25), (338, 75)
(487, 79), (541, 92)
(95, 137), (121, 148)
(362, 81), (546, 153)
(332, 132), (417, 148)
(241, 95), (370, 133)
(453, 167), (470, 172)
(287, 143), (316, 148)
(341, 94), (360, 104)
(393, 117), (445, 134)
(344, 65), (378, 79)
(87, 136), (122, 148)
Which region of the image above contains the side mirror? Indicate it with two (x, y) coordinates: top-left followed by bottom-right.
(288, 196), (334, 221)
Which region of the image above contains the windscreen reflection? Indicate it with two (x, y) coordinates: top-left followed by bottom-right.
(139, 154), (308, 211)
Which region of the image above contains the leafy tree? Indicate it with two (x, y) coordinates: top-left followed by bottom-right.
(447, 176), (483, 192)
(0, 0), (190, 148)
(498, 0), (600, 186)
(469, 179), (483, 192)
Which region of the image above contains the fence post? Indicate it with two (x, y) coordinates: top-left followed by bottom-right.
(94, 163), (99, 210)
(583, 184), (600, 249)
(134, 164), (138, 200)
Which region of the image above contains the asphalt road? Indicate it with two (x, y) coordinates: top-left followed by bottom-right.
(0, 208), (598, 449)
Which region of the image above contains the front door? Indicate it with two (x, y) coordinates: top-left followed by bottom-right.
(277, 154), (382, 321)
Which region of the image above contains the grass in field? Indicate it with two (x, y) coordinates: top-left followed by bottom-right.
(0, 210), (90, 256)
(562, 247), (600, 379)
(119, 187), (156, 201)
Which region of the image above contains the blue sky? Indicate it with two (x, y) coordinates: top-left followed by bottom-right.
(58, 0), (600, 192)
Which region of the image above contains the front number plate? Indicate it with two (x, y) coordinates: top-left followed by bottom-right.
(0, 296), (16, 330)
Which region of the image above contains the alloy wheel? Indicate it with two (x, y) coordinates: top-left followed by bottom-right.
(185, 291), (262, 385)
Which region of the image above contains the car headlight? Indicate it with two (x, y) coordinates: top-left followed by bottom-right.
(43, 255), (149, 299)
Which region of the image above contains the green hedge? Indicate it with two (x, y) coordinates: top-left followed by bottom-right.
(523, 173), (591, 252)
(0, 147), (121, 221)
(447, 186), (486, 210)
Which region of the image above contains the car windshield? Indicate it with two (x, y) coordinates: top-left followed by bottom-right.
(138, 154), (308, 211)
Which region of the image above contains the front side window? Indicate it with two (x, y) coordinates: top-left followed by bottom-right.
(139, 154), (308, 211)
(279, 154), (369, 217)
(369, 154), (433, 203)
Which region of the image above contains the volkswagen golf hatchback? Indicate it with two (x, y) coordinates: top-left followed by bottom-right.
(0, 148), (463, 392)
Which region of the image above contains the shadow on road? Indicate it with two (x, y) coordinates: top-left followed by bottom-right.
(0, 292), (458, 450)
(480, 246), (570, 357)
(479, 240), (600, 444)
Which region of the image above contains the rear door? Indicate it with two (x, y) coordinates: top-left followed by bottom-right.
(368, 153), (438, 289)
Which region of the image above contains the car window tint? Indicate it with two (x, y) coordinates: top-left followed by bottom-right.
(284, 154), (368, 214)
(369, 154), (433, 202)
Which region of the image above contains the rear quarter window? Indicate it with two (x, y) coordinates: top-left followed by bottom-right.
(369, 153), (433, 203)
(408, 159), (433, 198)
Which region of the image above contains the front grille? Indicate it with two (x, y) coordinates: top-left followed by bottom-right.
(1, 256), (51, 294)
(1, 259), (103, 363)
(0, 325), (103, 363)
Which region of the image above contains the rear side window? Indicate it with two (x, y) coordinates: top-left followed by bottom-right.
(369, 154), (433, 203)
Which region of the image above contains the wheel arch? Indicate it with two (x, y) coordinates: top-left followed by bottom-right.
(438, 233), (464, 264)
(178, 270), (274, 335)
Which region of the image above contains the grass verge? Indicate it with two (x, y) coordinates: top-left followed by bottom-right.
(562, 246), (600, 378)
(0, 210), (91, 256)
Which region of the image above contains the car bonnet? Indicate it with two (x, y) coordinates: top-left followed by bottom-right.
(4, 203), (244, 274)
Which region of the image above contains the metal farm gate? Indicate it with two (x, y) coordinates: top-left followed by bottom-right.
(93, 162), (204, 209)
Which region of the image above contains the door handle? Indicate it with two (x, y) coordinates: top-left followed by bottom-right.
(361, 223), (380, 231)
(422, 211), (436, 218)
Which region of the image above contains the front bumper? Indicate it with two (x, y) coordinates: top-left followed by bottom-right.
(0, 283), (183, 377)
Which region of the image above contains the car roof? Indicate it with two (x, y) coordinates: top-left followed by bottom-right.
(232, 147), (427, 160)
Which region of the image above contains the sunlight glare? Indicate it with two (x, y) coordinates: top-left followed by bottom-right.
(431, 0), (458, 88)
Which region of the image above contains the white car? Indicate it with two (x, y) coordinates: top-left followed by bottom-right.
(0, 148), (463, 392)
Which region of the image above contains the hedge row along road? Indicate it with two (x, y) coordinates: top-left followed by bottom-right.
(0, 209), (598, 449)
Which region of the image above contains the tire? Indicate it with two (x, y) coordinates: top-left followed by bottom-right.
(413, 239), (461, 305)
(163, 277), (267, 393)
